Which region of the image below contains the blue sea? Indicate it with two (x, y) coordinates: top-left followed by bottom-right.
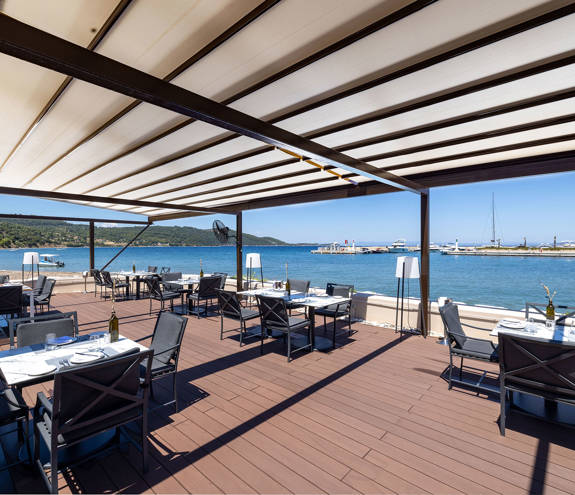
(2, 245), (573, 311)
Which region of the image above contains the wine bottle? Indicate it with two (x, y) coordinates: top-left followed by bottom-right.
(108, 309), (119, 343)
(200, 259), (204, 277)
(285, 278), (291, 297)
(546, 300), (555, 320)
(132, 263), (136, 273)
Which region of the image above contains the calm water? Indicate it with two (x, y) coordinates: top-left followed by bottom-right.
(3, 245), (574, 311)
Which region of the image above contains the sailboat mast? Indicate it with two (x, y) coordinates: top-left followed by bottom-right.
(491, 192), (495, 244)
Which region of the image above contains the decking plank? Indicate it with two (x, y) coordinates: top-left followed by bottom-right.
(2, 293), (574, 494)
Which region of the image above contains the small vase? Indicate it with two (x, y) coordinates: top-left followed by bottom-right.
(546, 301), (555, 320)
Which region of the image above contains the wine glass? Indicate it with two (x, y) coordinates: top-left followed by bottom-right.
(45, 332), (56, 352)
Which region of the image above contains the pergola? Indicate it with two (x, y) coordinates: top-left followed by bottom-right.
(1, 0), (574, 335)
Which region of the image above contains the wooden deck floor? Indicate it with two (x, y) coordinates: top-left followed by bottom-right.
(3, 292), (575, 494)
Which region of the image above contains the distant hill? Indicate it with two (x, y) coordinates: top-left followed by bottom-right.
(0, 218), (287, 248)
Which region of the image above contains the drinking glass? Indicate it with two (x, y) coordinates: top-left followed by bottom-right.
(89, 334), (99, 350)
(45, 332), (56, 352)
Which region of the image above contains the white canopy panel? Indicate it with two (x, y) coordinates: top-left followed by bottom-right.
(0, 0), (574, 219)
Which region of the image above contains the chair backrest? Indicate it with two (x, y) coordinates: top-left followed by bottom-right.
(145, 277), (162, 297)
(288, 279), (310, 294)
(326, 283), (353, 310)
(0, 286), (22, 314)
(161, 272), (182, 282)
(101, 271), (113, 286)
(150, 312), (188, 365)
(212, 272), (228, 289)
(34, 274), (47, 291)
(93, 270), (104, 284)
(197, 276), (222, 298)
(52, 348), (152, 444)
(15, 314), (77, 348)
(160, 267), (171, 274)
(256, 295), (289, 328)
(148, 266), (158, 273)
(38, 279), (55, 300)
(438, 302), (467, 348)
(217, 290), (242, 318)
(0, 274), (10, 284)
(499, 333), (575, 401)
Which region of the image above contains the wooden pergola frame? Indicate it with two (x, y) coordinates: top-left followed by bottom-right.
(1, 4), (574, 336)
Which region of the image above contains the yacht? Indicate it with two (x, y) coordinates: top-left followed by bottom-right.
(39, 254), (65, 267)
(388, 239), (409, 253)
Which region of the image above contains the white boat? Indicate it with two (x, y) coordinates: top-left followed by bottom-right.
(39, 254), (65, 267)
(429, 243), (441, 251)
(388, 239), (409, 253)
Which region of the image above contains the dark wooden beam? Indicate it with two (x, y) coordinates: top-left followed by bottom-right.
(420, 192), (429, 338)
(57, 0), (435, 192)
(0, 0), (134, 172)
(26, 0), (282, 186)
(236, 212), (243, 292)
(89, 221), (95, 272)
(0, 213), (149, 224)
(0, 14), (423, 194)
(0, 186), (231, 214)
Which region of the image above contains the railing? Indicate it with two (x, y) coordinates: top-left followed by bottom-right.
(524, 302), (575, 325)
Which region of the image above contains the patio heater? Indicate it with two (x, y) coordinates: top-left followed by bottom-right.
(22, 251), (40, 291)
(245, 253), (263, 290)
(394, 256), (420, 337)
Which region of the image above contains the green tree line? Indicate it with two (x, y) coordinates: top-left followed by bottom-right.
(0, 219), (287, 248)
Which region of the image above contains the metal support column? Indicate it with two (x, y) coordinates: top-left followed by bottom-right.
(89, 221), (95, 273)
(420, 191), (430, 337)
(236, 212), (243, 292)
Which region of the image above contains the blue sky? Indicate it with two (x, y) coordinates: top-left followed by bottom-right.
(1, 171), (574, 245)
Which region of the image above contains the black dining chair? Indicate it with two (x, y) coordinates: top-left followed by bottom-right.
(147, 266), (158, 273)
(34, 279), (56, 313)
(0, 286), (23, 322)
(0, 386), (31, 471)
(0, 274), (9, 284)
(145, 277), (180, 314)
(439, 301), (498, 393)
(92, 269), (106, 298)
(256, 295), (312, 362)
(33, 348), (153, 494)
(138, 311), (188, 411)
(286, 279), (310, 315)
(315, 283), (354, 346)
(33, 274), (47, 296)
(101, 270), (129, 300)
(217, 289), (262, 349)
(188, 276), (221, 318)
(9, 311), (78, 349)
(160, 267), (171, 274)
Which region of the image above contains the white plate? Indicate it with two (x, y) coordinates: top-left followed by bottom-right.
(500, 319), (527, 329)
(69, 351), (104, 364)
(26, 362), (57, 376)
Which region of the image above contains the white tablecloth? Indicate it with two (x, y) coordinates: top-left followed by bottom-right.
(0, 335), (147, 386)
(491, 320), (575, 343)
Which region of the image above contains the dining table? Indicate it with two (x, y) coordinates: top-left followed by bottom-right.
(490, 318), (575, 343)
(0, 333), (148, 389)
(164, 276), (202, 314)
(113, 271), (157, 299)
(238, 288), (351, 350)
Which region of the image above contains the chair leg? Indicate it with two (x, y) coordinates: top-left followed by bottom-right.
(260, 325), (264, 355)
(287, 329), (291, 362)
(448, 351), (453, 389)
(499, 387), (506, 436)
(173, 372), (178, 413)
(220, 315), (224, 340)
(348, 313), (352, 336)
(333, 317), (337, 348)
(459, 356), (464, 380)
(239, 320), (244, 346)
(50, 448), (58, 494)
(142, 414), (149, 473)
(323, 315), (327, 333)
(149, 298), (152, 315)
